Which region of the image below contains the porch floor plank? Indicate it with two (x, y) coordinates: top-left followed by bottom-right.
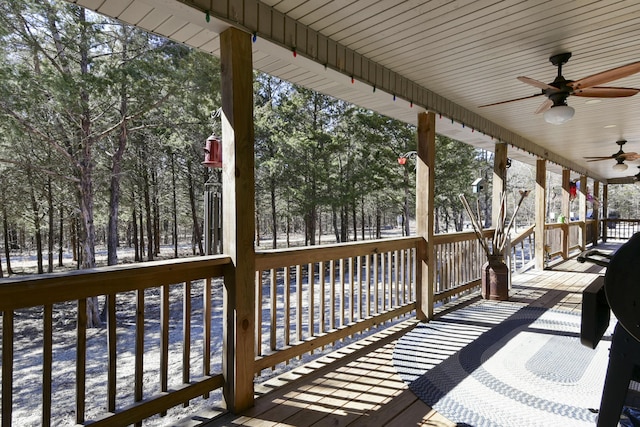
(199, 251), (611, 427)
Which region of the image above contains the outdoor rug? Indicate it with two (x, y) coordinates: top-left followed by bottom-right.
(393, 301), (613, 427)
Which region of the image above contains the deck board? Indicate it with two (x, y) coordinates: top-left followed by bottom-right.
(198, 251), (612, 427)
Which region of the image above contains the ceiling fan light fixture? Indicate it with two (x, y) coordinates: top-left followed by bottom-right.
(543, 104), (575, 124)
(612, 162), (628, 171)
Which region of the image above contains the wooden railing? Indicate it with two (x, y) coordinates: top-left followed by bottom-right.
(507, 225), (535, 273)
(253, 237), (420, 372)
(0, 256), (230, 427)
(602, 218), (640, 240)
(432, 229), (492, 303)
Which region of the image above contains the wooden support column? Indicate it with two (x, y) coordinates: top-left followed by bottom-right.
(416, 111), (435, 321)
(579, 175), (587, 250)
(593, 181), (600, 246)
(492, 143), (508, 227)
(561, 169), (570, 259)
(603, 184), (609, 242)
(535, 159), (546, 270)
(220, 27), (255, 413)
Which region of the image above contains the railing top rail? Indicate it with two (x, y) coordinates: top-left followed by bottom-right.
(433, 228), (493, 244)
(255, 236), (421, 271)
(510, 224), (535, 246)
(0, 255), (231, 310)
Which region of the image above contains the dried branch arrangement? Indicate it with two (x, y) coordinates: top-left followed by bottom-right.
(459, 190), (530, 257)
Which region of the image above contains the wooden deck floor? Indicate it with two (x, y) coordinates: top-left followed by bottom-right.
(197, 250), (612, 427)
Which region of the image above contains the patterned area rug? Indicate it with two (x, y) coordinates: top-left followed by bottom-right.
(393, 301), (613, 427)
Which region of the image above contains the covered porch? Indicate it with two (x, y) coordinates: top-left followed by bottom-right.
(202, 250), (619, 426)
(3, 1), (640, 426)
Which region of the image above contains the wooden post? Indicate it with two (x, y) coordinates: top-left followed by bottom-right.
(603, 184), (609, 242)
(492, 143), (507, 228)
(593, 181), (600, 245)
(535, 159), (546, 270)
(416, 112), (435, 321)
(561, 169), (570, 259)
(579, 175), (587, 250)
(220, 27), (255, 412)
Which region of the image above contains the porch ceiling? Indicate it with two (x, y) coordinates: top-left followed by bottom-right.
(71, 0), (640, 184)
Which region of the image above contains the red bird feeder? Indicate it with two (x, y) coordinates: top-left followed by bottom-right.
(397, 156), (407, 165)
(203, 134), (222, 168)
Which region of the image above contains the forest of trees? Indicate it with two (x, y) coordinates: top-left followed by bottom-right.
(1, 0), (638, 292)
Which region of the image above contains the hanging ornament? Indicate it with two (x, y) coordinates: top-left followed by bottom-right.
(252, 32), (257, 42)
(205, 10), (210, 22)
(292, 49), (297, 57)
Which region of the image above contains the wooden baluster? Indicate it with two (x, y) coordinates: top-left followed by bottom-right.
(308, 263), (314, 338)
(357, 255), (363, 320)
(339, 258), (345, 327)
(160, 285), (170, 415)
(76, 298), (87, 425)
(255, 272), (262, 356)
(183, 281), (191, 407)
(296, 265), (303, 344)
(203, 278), (211, 398)
(43, 304), (53, 427)
(3, 310), (13, 427)
(270, 269), (277, 351)
(320, 261), (325, 333)
(373, 253), (379, 315)
(135, 291), (144, 408)
(329, 260), (336, 330)
(107, 294), (117, 413)
(284, 266), (291, 347)
(365, 255), (371, 317)
(349, 257), (355, 323)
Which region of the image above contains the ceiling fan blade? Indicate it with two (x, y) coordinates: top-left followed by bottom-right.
(620, 152), (640, 161)
(534, 98), (553, 114)
(573, 86), (640, 97)
(517, 76), (556, 90)
(569, 60), (640, 90)
(478, 93), (543, 108)
(585, 158), (614, 162)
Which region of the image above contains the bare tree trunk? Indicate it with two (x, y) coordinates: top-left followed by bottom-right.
(132, 194), (140, 262)
(71, 215), (78, 264)
(332, 206), (340, 242)
(2, 187), (13, 275)
(255, 208), (261, 247)
(139, 204), (145, 260)
(186, 161), (204, 255)
(47, 175), (54, 273)
(270, 179), (277, 249)
(360, 196), (365, 241)
(352, 203), (357, 242)
(107, 76), (129, 266)
(27, 167), (44, 274)
(58, 205), (64, 267)
(171, 153), (178, 258)
(143, 166), (153, 261)
(152, 168), (160, 256)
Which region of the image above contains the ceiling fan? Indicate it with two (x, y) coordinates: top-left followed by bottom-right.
(479, 52), (640, 124)
(583, 139), (640, 171)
